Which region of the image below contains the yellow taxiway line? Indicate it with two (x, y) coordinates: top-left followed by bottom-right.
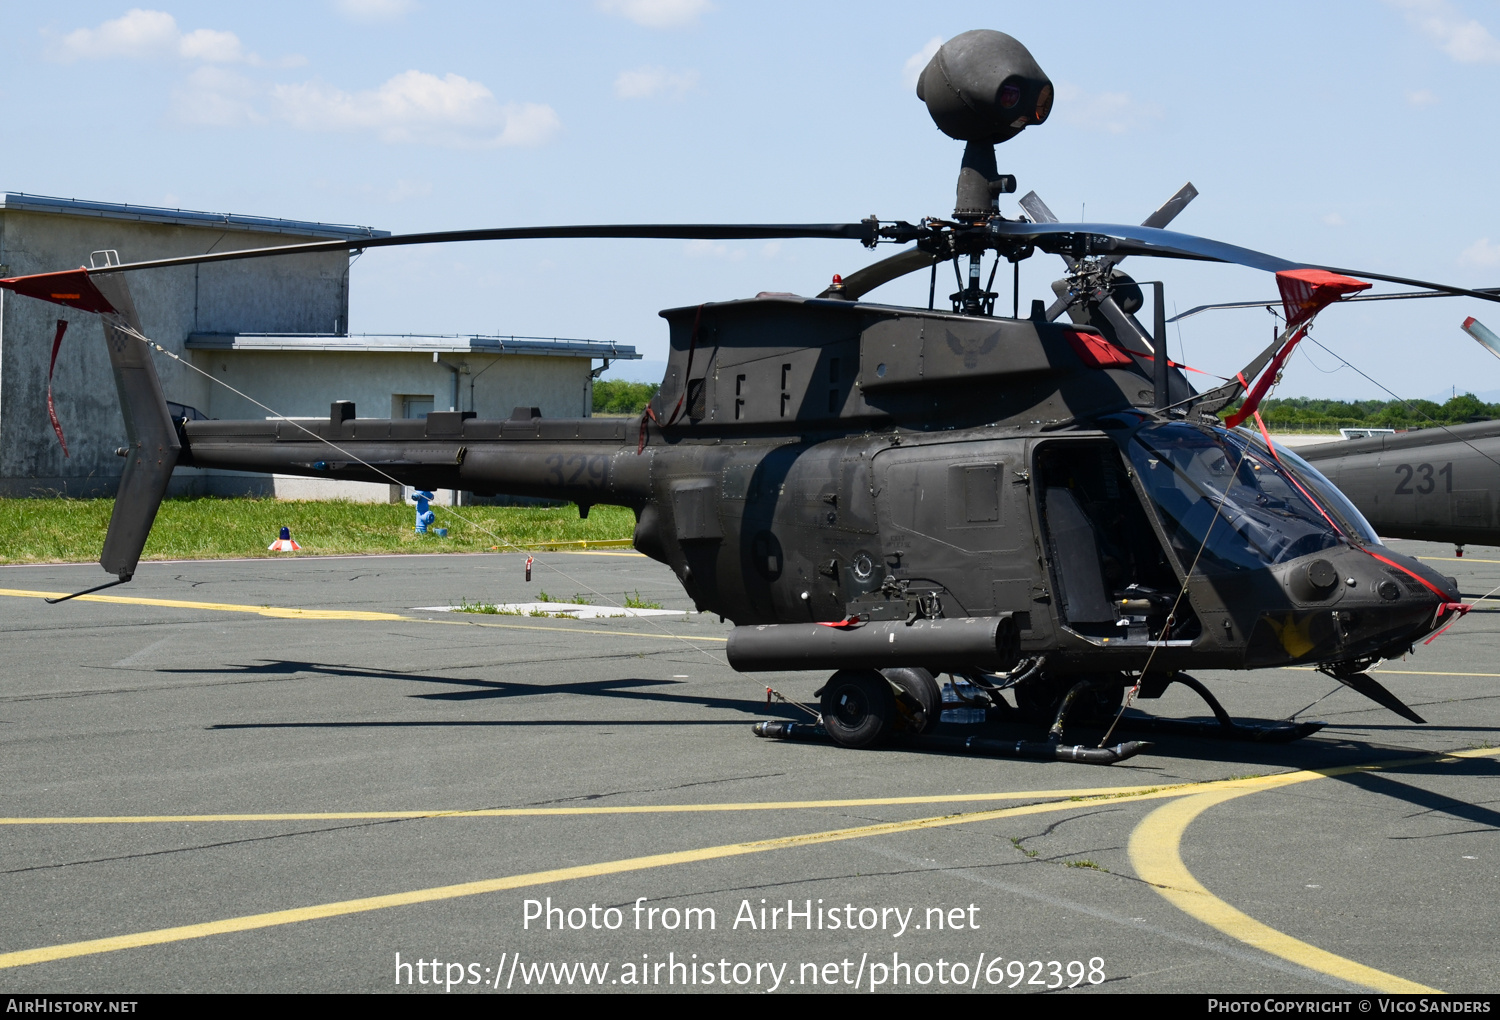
(0, 783), (1182, 825)
(1130, 746), (1500, 994)
(0, 794), (1185, 972)
(0, 587), (726, 642)
(6, 750), (1497, 984)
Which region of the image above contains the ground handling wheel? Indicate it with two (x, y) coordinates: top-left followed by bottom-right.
(819, 669), (897, 748)
(882, 667), (941, 734)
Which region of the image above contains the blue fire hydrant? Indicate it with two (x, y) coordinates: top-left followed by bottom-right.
(412, 490), (436, 533)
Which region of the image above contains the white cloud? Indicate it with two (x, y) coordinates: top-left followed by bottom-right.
(1460, 237), (1500, 268)
(333, 0), (416, 22)
(272, 70), (561, 148)
(596, 0), (711, 28)
(55, 8), (177, 59)
(1388, 0), (1500, 63)
(683, 239), (743, 261)
(1055, 82), (1162, 135)
(171, 66), (265, 126)
(614, 65), (699, 99)
(1322, 213), (1346, 227)
(760, 241), (781, 259)
(178, 27), (248, 62)
(1407, 88), (1439, 106)
(902, 36), (941, 89)
(54, 8), (260, 63)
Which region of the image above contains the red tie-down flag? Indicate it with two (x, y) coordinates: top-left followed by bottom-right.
(1224, 269), (1370, 429)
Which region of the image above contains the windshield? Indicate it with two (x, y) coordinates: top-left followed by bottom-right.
(1122, 421), (1368, 571)
(1237, 428), (1382, 545)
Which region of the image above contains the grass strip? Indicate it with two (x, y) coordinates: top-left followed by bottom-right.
(0, 497), (635, 564)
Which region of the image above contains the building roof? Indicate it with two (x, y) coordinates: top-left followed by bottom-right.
(186, 333), (641, 360)
(0, 193), (388, 241)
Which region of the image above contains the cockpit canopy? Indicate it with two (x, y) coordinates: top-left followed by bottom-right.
(1118, 420), (1380, 572)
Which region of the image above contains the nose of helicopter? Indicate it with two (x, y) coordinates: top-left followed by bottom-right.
(1249, 545), (1460, 666)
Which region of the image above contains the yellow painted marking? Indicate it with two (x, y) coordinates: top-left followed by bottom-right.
(1418, 556), (1500, 564)
(546, 551), (644, 557)
(0, 588), (725, 642)
(1130, 747), (1500, 993)
(1369, 669), (1500, 678)
(0, 795), (1186, 971)
(0, 782), (1179, 825)
(412, 617), (727, 642)
(0, 588), (407, 621)
(5, 749), (1495, 975)
(1281, 665), (1500, 678)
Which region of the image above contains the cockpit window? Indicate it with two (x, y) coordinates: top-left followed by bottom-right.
(1237, 429), (1382, 546)
(1120, 421), (1370, 571)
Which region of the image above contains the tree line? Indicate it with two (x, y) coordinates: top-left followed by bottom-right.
(1231, 395), (1500, 430)
(592, 380), (660, 415)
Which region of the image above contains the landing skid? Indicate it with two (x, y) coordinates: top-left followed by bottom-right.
(1119, 674), (1326, 744)
(750, 670), (1325, 763)
(750, 719), (1151, 764)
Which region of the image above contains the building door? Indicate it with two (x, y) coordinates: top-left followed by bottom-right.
(398, 395), (434, 419)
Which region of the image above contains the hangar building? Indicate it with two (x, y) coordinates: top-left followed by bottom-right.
(0, 193), (637, 502)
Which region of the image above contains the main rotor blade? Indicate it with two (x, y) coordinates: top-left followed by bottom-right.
(52, 223), (879, 276)
(819, 246), (941, 300)
(997, 220), (1500, 305)
(1018, 192), (1059, 224)
(1038, 183), (1198, 321)
(1170, 286), (1500, 322)
(1140, 182), (1199, 231)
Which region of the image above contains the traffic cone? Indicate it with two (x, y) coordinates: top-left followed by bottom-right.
(268, 526), (302, 552)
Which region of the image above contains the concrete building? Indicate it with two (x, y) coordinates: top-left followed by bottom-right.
(0, 193), (637, 501)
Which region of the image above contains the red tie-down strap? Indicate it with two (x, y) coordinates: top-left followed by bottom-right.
(1113, 346), (1224, 378)
(637, 304), (705, 454)
(816, 616), (864, 628)
(1424, 603), (1473, 644)
(1250, 412), (1468, 638)
(1223, 270), (1372, 430)
(46, 319), (70, 457)
(1224, 328), (1306, 429)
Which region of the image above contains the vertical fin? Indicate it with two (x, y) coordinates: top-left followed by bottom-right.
(90, 273), (180, 581)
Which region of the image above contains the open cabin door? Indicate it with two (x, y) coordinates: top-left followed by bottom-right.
(1033, 438), (1195, 643)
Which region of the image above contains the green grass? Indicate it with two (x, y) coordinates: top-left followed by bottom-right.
(0, 497), (636, 564)
(1064, 860), (1107, 872)
(453, 599), (520, 616)
(624, 590), (662, 609)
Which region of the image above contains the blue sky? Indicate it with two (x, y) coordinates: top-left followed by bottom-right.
(5, 0), (1500, 400)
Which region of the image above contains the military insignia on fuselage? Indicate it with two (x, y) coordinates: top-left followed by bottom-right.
(945, 327), (1001, 369)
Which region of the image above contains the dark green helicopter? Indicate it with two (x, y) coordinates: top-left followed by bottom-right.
(6, 30), (1496, 764)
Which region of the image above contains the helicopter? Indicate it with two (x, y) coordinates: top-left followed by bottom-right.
(5, 29), (1497, 764)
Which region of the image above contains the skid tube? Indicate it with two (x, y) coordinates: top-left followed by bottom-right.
(749, 720), (1152, 765)
(1118, 674), (1326, 744)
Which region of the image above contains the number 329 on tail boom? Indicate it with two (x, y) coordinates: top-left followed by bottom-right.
(5, 29), (1489, 764)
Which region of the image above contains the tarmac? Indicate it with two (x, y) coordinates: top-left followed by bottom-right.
(0, 538), (1497, 994)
